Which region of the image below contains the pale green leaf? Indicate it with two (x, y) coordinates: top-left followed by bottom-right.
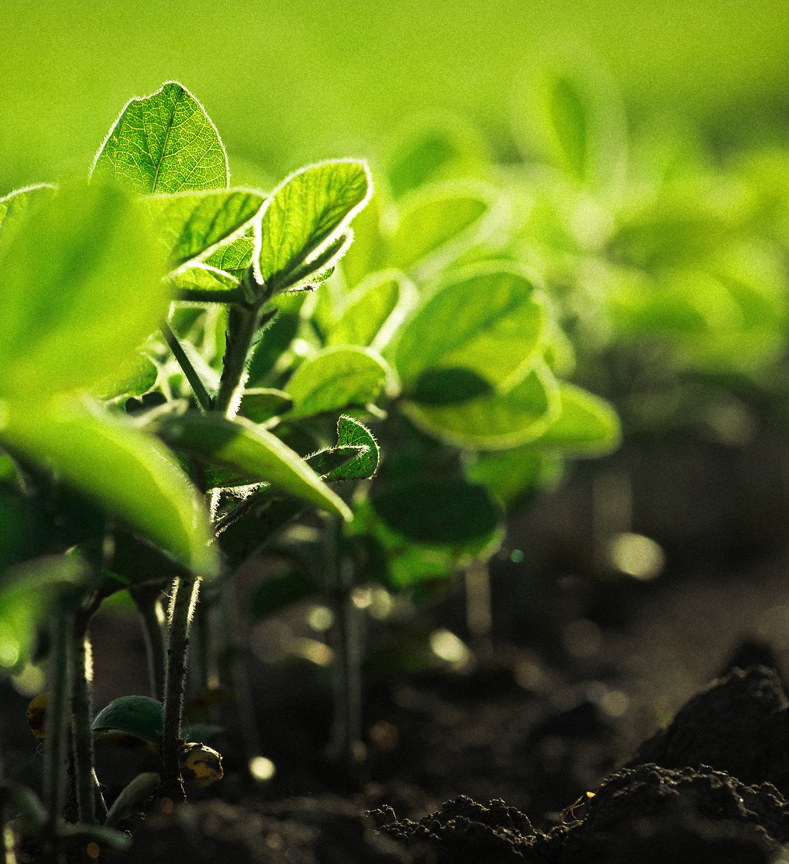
(237, 388), (293, 423)
(155, 412), (352, 520)
(285, 346), (392, 419)
(340, 190), (387, 289)
(386, 181), (499, 275)
(203, 228), (256, 279)
(465, 448), (564, 506)
(92, 81), (228, 194)
(0, 184), (56, 254)
(256, 160), (371, 292)
(96, 354), (159, 400)
(0, 182), (169, 397)
(326, 271), (417, 350)
(168, 263), (243, 301)
(394, 264), (548, 394)
(401, 362), (560, 450)
(0, 398), (218, 576)
(535, 382), (621, 454)
(147, 188), (265, 265)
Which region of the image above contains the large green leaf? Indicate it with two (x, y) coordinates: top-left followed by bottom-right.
(0, 184), (56, 254)
(393, 265), (548, 394)
(0, 182), (169, 398)
(92, 81), (228, 194)
(256, 160), (371, 292)
(386, 181), (500, 276)
(284, 347), (392, 419)
(147, 189), (265, 266)
(535, 382), (621, 454)
(154, 412), (352, 520)
(325, 270), (417, 351)
(0, 398), (218, 576)
(339, 190), (387, 289)
(401, 362), (560, 450)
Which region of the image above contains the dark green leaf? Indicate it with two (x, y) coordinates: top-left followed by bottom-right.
(237, 388), (294, 423)
(92, 81), (228, 194)
(305, 415), (379, 481)
(92, 695), (164, 743)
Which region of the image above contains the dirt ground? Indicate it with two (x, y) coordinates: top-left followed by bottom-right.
(5, 433), (789, 862)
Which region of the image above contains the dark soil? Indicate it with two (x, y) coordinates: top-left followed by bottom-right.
(6, 437), (789, 862)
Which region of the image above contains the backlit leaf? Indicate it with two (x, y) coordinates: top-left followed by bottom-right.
(306, 415), (379, 481)
(535, 382), (621, 454)
(0, 398), (218, 576)
(0, 182), (169, 397)
(285, 346), (392, 419)
(0, 184), (56, 253)
(154, 412), (352, 520)
(147, 188), (265, 266)
(394, 264), (548, 393)
(256, 160), (371, 292)
(402, 362), (560, 450)
(92, 81), (228, 194)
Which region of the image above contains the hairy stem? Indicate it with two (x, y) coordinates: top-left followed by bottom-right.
(214, 304), (260, 418)
(70, 614), (97, 824)
(161, 576), (200, 800)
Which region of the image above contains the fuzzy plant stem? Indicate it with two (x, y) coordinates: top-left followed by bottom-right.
(161, 576), (200, 800)
(44, 609), (70, 850)
(70, 615), (97, 824)
(130, 584), (167, 701)
(214, 304), (260, 417)
(325, 519), (363, 777)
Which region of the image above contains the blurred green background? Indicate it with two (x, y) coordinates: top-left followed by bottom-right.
(2, 0), (789, 193)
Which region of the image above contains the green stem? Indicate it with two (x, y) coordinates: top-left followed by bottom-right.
(161, 576), (200, 801)
(214, 304), (260, 417)
(161, 319), (213, 413)
(176, 287), (247, 305)
(71, 612), (97, 824)
(130, 583), (167, 701)
(44, 609), (70, 850)
(325, 518), (362, 779)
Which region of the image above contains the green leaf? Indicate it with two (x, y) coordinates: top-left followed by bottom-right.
(256, 160), (371, 292)
(370, 478), (501, 544)
(535, 382), (621, 455)
(326, 270), (418, 351)
(305, 415), (379, 481)
(387, 113), (490, 198)
(0, 398), (218, 576)
(394, 265), (548, 394)
(203, 227), (256, 279)
(154, 412), (352, 520)
(514, 45), (627, 193)
(401, 362), (561, 450)
(105, 773), (161, 829)
(237, 388), (294, 423)
(465, 448), (564, 507)
(96, 354), (159, 400)
(0, 184), (56, 254)
(0, 556), (87, 670)
(340, 190), (387, 289)
(93, 696), (164, 743)
(147, 188), (265, 266)
(284, 346), (392, 419)
(92, 81), (228, 194)
(0, 181), (169, 398)
(385, 181), (500, 277)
